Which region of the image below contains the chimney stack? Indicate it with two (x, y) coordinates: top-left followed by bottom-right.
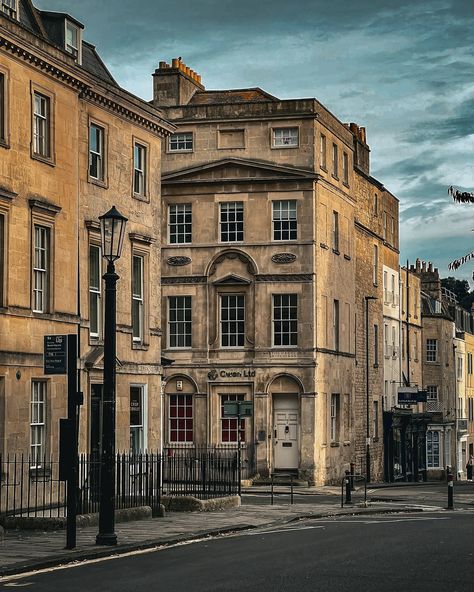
(152, 58), (205, 108)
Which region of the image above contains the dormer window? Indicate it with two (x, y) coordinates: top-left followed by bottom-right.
(1, 0), (17, 19)
(65, 20), (82, 64)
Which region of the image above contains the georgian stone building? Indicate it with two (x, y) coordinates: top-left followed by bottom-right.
(154, 59), (398, 483)
(0, 1), (173, 459)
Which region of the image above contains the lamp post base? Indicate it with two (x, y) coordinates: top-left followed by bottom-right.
(96, 532), (117, 546)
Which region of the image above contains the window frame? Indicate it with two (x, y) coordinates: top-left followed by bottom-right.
(272, 293), (298, 347)
(132, 253), (145, 344)
(332, 143), (339, 178)
(219, 201), (244, 243)
(426, 338), (438, 362)
(31, 85), (55, 165)
(32, 224), (50, 314)
(426, 430), (441, 468)
(0, 66), (9, 148)
(169, 393), (194, 443)
(320, 133), (327, 170)
(373, 244), (378, 285)
(220, 294), (245, 348)
(88, 120), (107, 186)
(374, 324), (379, 366)
(168, 132), (193, 153)
(342, 151), (349, 185)
(30, 380), (46, 467)
(333, 299), (340, 351)
(1, 0), (18, 20)
(332, 210), (339, 252)
(133, 140), (148, 199)
(130, 384), (147, 453)
(65, 20), (82, 64)
(168, 203), (192, 244)
(330, 393), (339, 442)
(221, 394), (246, 443)
(168, 295), (192, 349)
(89, 243), (102, 339)
(271, 126), (299, 149)
(272, 200), (297, 242)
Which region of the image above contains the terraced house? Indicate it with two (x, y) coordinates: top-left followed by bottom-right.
(0, 1), (173, 460)
(154, 59), (396, 484)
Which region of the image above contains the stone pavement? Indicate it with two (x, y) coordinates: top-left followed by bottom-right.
(0, 488), (430, 579)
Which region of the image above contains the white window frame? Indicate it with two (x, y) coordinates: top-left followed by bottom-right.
(65, 20), (82, 63)
(89, 244), (101, 338)
(272, 127), (299, 148)
(30, 381), (46, 466)
(169, 132), (193, 152)
(220, 294), (245, 348)
(133, 142), (147, 196)
(220, 201), (244, 243)
(426, 338), (438, 362)
(427, 430), (441, 468)
(272, 200), (297, 241)
(132, 254), (144, 343)
(33, 225), (49, 313)
(168, 296), (192, 349)
(426, 386), (438, 400)
(168, 203), (192, 244)
(169, 394), (194, 443)
(272, 294), (298, 347)
(33, 92), (50, 158)
(89, 123), (105, 181)
(130, 384), (147, 454)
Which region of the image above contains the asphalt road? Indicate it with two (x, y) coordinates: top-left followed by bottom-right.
(2, 511), (473, 592)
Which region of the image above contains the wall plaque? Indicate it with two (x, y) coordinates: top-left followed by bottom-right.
(167, 256), (192, 266)
(271, 253), (297, 264)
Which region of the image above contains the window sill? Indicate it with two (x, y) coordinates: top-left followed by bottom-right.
(320, 243), (329, 250)
(132, 192), (150, 203)
(271, 144), (299, 150)
(330, 441), (340, 447)
(373, 363), (379, 369)
(167, 149), (194, 154)
(29, 467), (51, 479)
(332, 174), (339, 181)
(373, 437), (380, 443)
(0, 139), (10, 149)
(132, 342), (149, 351)
(343, 182), (350, 189)
(32, 153), (55, 167)
(89, 176), (108, 189)
(344, 254), (351, 261)
(320, 166), (328, 173)
(332, 249), (340, 256)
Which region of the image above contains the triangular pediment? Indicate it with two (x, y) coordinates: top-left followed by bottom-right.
(213, 273), (252, 286)
(162, 157), (316, 184)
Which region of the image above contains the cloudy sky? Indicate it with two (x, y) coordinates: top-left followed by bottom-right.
(36, 0), (474, 282)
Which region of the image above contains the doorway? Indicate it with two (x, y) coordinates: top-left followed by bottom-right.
(273, 394), (299, 470)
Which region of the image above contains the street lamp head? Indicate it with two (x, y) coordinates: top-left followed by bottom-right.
(99, 206), (128, 262)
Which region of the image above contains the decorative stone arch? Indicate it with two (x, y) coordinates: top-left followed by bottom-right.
(164, 374), (198, 394)
(206, 248), (258, 278)
(266, 373), (304, 395)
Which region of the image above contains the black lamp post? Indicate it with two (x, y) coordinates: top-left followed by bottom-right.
(96, 206), (127, 546)
(365, 295), (377, 484)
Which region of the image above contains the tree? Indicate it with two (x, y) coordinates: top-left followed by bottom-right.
(441, 277), (474, 311)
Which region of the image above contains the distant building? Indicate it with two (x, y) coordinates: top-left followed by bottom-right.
(0, 1), (173, 460)
(153, 58), (397, 483)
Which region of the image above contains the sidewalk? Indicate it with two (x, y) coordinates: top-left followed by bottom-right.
(0, 492), (429, 578)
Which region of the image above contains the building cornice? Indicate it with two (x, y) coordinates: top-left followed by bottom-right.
(0, 31), (174, 137)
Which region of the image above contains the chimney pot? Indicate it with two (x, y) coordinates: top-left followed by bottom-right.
(171, 58), (180, 68)
(159, 61), (167, 69)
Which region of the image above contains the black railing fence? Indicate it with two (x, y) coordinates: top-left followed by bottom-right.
(0, 445), (256, 519)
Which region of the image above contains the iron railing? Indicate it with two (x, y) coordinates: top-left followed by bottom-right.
(0, 445), (254, 518)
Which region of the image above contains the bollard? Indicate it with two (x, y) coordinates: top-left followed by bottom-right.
(345, 470), (352, 505)
(350, 462), (355, 491)
(447, 472), (454, 510)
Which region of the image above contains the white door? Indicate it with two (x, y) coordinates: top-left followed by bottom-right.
(273, 396), (299, 470)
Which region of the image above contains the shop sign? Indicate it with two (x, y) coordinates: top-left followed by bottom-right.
(208, 368), (256, 380)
